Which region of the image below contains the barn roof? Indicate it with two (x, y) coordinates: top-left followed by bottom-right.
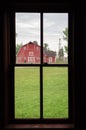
(43, 48), (56, 57)
(27, 41), (40, 47)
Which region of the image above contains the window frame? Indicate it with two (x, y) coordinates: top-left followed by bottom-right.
(1, 1), (76, 129)
(10, 11), (74, 123)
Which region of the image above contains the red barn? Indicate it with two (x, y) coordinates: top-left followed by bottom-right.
(16, 41), (56, 64)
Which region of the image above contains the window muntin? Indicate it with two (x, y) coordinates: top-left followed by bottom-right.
(15, 12), (69, 119)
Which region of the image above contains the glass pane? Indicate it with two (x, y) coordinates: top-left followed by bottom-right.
(15, 67), (40, 118)
(43, 67), (68, 118)
(16, 13), (40, 64)
(43, 13), (68, 64)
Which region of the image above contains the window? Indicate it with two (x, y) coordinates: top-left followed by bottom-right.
(15, 12), (69, 119)
(48, 57), (52, 63)
(36, 47), (39, 50)
(28, 57), (35, 63)
(29, 52), (34, 56)
(1, 1), (77, 129)
(14, 11), (74, 124)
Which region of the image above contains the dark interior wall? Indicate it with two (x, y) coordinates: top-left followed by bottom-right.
(0, 0), (85, 129)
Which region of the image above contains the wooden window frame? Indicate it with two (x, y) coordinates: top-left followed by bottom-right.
(0, 1), (80, 129)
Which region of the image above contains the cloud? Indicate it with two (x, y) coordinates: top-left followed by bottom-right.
(16, 22), (35, 29)
(16, 20), (40, 29)
(16, 13), (68, 51)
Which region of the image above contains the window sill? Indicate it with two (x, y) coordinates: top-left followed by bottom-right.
(5, 124), (74, 129)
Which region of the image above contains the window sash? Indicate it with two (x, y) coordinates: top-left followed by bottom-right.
(8, 11), (74, 124)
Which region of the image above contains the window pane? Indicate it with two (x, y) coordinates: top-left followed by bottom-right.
(43, 67), (68, 118)
(15, 67), (40, 118)
(16, 13), (40, 64)
(43, 13), (68, 64)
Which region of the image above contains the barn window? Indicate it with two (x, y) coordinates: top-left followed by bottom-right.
(29, 52), (34, 56)
(48, 57), (52, 63)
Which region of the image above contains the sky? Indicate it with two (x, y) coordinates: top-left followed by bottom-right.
(16, 13), (68, 56)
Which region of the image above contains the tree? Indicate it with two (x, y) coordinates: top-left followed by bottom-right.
(63, 27), (68, 55)
(64, 45), (68, 55)
(16, 43), (22, 55)
(44, 43), (48, 50)
(58, 47), (64, 60)
(16, 32), (22, 55)
(63, 27), (68, 41)
(33, 41), (38, 45)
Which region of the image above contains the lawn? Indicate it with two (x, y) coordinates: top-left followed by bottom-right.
(15, 67), (68, 118)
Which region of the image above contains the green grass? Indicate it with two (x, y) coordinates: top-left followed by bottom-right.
(56, 59), (68, 64)
(43, 67), (68, 118)
(15, 67), (40, 118)
(15, 67), (68, 118)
